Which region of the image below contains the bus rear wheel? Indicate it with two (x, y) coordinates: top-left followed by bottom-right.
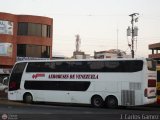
(91, 95), (104, 108)
(105, 96), (118, 108)
(23, 93), (33, 104)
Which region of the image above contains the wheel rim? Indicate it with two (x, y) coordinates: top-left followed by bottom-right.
(24, 94), (32, 103)
(109, 98), (115, 106)
(26, 96), (32, 102)
(94, 98), (101, 106)
(107, 97), (117, 108)
(92, 96), (103, 107)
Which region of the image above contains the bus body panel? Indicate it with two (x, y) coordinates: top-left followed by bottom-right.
(8, 58), (157, 106)
(22, 73), (143, 105)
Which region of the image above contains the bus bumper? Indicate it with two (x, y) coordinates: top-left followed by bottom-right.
(143, 97), (157, 105)
(8, 92), (17, 100)
(8, 91), (22, 101)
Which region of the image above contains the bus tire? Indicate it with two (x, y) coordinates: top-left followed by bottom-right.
(105, 96), (118, 108)
(91, 95), (104, 108)
(23, 93), (33, 104)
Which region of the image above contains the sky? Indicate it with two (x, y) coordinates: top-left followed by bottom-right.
(0, 0), (160, 58)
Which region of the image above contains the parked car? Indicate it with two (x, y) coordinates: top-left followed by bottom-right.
(2, 77), (9, 86)
(0, 82), (8, 93)
(0, 77), (9, 93)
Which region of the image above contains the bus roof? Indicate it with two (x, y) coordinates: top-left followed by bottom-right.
(14, 58), (147, 64)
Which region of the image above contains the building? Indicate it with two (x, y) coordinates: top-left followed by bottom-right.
(73, 51), (91, 59)
(148, 43), (160, 104)
(94, 49), (130, 59)
(0, 12), (53, 78)
(148, 42), (160, 60)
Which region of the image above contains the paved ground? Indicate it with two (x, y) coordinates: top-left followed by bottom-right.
(0, 99), (160, 120)
(1, 92), (160, 120)
(0, 91), (7, 99)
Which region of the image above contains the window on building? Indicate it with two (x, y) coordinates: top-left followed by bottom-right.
(17, 44), (50, 58)
(42, 25), (47, 37)
(47, 25), (51, 38)
(42, 46), (50, 58)
(17, 22), (28, 35)
(17, 44), (26, 57)
(26, 45), (41, 57)
(17, 22), (51, 38)
(28, 23), (42, 37)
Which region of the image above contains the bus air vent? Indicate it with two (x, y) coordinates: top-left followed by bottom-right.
(121, 90), (135, 106)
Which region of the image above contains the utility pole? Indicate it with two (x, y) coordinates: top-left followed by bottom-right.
(127, 13), (139, 58)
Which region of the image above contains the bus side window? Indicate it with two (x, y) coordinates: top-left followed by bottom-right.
(104, 61), (121, 72)
(26, 62), (38, 72)
(123, 60), (143, 72)
(88, 61), (104, 72)
(70, 61), (91, 72)
(27, 62), (55, 72)
(55, 62), (69, 72)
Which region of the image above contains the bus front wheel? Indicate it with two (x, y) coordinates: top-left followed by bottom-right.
(23, 93), (33, 104)
(91, 95), (104, 108)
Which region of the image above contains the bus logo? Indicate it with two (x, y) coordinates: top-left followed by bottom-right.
(32, 73), (45, 79)
(149, 89), (155, 94)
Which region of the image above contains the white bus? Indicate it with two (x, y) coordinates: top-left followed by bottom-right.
(8, 58), (157, 108)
